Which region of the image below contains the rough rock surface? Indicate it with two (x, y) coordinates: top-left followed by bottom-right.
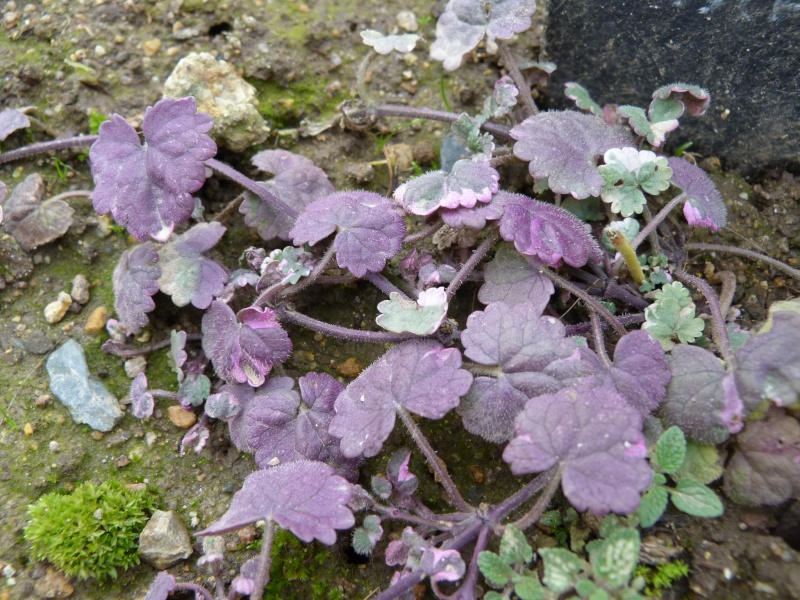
(137, 510), (193, 570)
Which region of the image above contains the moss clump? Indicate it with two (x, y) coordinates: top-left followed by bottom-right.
(24, 479), (157, 581)
(634, 560), (690, 597)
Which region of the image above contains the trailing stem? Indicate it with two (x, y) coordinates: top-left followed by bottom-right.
(590, 312), (612, 368)
(445, 230), (498, 301)
(403, 219), (445, 245)
(432, 525), (492, 600)
(356, 104), (513, 141)
(630, 192), (686, 251)
(255, 243), (337, 307)
(275, 304), (421, 343)
(365, 271), (413, 300)
(0, 135), (98, 165)
(507, 466), (562, 532)
(685, 242), (800, 282)
(250, 520), (275, 600)
(674, 267), (734, 365)
(497, 40), (539, 117)
(396, 406), (472, 513)
(102, 334), (203, 358)
(206, 158), (298, 220)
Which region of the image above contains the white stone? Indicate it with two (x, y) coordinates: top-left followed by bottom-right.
(44, 292), (72, 324)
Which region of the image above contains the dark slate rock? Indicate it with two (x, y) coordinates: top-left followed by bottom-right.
(46, 339), (123, 432)
(544, 0), (800, 175)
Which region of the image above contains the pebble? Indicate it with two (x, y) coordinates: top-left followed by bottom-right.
(48, 441), (61, 452)
(145, 431), (157, 447)
(124, 356), (147, 378)
(35, 394), (52, 407)
(142, 38), (161, 56)
(138, 510), (193, 569)
(43, 292), (72, 324)
(70, 274), (90, 304)
(32, 567), (74, 599)
(397, 10), (418, 32)
(167, 405), (197, 429)
(84, 306), (108, 334)
(337, 357), (363, 378)
(113, 455), (130, 468)
(24, 423), (34, 436)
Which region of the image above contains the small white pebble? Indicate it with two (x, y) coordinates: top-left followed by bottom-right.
(48, 441), (61, 452)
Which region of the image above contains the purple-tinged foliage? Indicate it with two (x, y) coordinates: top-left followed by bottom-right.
(617, 99), (682, 148)
(439, 195), (504, 230)
(430, 0), (537, 71)
(459, 302), (588, 442)
(420, 548), (466, 583)
(130, 373), (154, 419)
(157, 222), (228, 309)
(201, 301), (292, 387)
(197, 461), (355, 544)
(112, 242), (161, 335)
(290, 191), (406, 277)
(661, 345), (741, 445)
(386, 448), (419, 497)
(503, 385), (652, 514)
(169, 330), (187, 382)
(667, 157), (727, 230)
(477, 243), (553, 308)
(178, 372), (211, 408)
(394, 160), (499, 216)
(723, 407), (800, 506)
(231, 558), (258, 596)
(733, 311), (800, 409)
(227, 379), (286, 453)
(497, 192), (603, 268)
(144, 571), (175, 600)
(1, 173), (43, 233)
(580, 330), (670, 417)
(0, 173), (75, 251)
(652, 82), (710, 117)
(0, 108), (31, 141)
(510, 111), (635, 199)
(483, 75), (519, 119)
(242, 149), (334, 242)
(89, 97), (216, 241)
(205, 390), (242, 420)
(360, 30), (421, 54)
(330, 341), (473, 458)
(376, 288), (448, 336)
(180, 420), (210, 455)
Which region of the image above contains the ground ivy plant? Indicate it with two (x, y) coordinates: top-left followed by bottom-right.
(2, 0), (800, 598)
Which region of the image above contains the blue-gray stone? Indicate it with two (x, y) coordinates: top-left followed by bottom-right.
(46, 339), (123, 432)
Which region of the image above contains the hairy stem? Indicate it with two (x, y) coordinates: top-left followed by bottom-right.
(630, 192), (686, 251)
(0, 135), (98, 165)
(674, 268), (734, 366)
(540, 269), (628, 337)
(48, 190), (93, 203)
(255, 243), (337, 307)
(101, 333), (203, 358)
(365, 271), (413, 300)
(497, 40), (538, 117)
(403, 219), (445, 245)
(396, 406), (472, 512)
(173, 582), (214, 600)
(250, 520), (275, 600)
(362, 104), (512, 141)
(508, 466), (562, 532)
(211, 191), (246, 223)
(149, 390), (179, 400)
(685, 242), (800, 282)
(590, 312), (612, 368)
(206, 158), (298, 220)
(275, 304), (421, 343)
(446, 230), (498, 301)
(565, 313), (645, 336)
(371, 504), (454, 531)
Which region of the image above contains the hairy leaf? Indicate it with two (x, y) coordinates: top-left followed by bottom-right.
(330, 341), (473, 458)
(599, 148), (672, 216)
(242, 150), (334, 241)
(539, 548), (584, 593)
(618, 99), (681, 147)
(652, 82), (710, 117)
(157, 222), (228, 309)
(197, 461), (354, 544)
(483, 75), (519, 119)
(90, 97), (216, 241)
(376, 288), (448, 335)
(478, 551), (514, 587)
(129, 373), (154, 419)
(589, 528), (640, 588)
(478, 244), (554, 308)
(1, 173), (75, 251)
(169, 330), (187, 382)
(638, 484), (669, 528)
(439, 196), (504, 230)
(290, 191), (406, 277)
(430, 0), (537, 71)
(510, 111), (635, 199)
(178, 372), (211, 407)
(394, 160), (499, 216)
(420, 548), (466, 583)
(643, 297), (705, 350)
(654, 426), (687, 475)
(670, 478), (723, 517)
(0, 108), (31, 140)
(201, 301), (292, 387)
(667, 157), (727, 230)
(564, 82), (603, 117)
(504, 386), (652, 514)
(112, 242), (161, 334)
(360, 30), (421, 54)
(498, 192), (603, 268)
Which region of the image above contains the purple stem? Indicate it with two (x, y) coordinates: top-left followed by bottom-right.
(565, 313), (644, 336)
(365, 271), (413, 300)
(403, 219), (445, 245)
(590, 313), (612, 369)
(275, 304), (421, 343)
(250, 520), (275, 600)
(432, 525), (492, 600)
(172, 582), (215, 600)
(101, 334), (203, 358)
(497, 41), (538, 117)
(446, 231), (498, 301)
(396, 406), (472, 513)
(206, 158), (298, 220)
(674, 267), (735, 366)
(150, 390), (179, 400)
(685, 242), (800, 282)
(507, 466), (562, 531)
(372, 504), (454, 531)
(366, 104), (513, 141)
(0, 135), (98, 165)
(630, 192), (686, 251)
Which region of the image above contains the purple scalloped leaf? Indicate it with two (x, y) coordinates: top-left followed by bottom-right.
(734, 311), (800, 409)
(89, 97), (216, 241)
(112, 242), (161, 335)
(723, 407), (800, 506)
(242, 373), (360, 479)
(0, 108), (31, 141)
(0, 173), (74, 250)
(497, 192), (603, 268)
(661, 345), (742, 445)
(290, 191), (406, 278)
(180, 420), (210, 455)
(241, 150), (335, 242)
(580, 330), (670, 417)
(157, 222), (228, 309)
(652, 83), (710, 117)
(440, 195), (504, 230)
(386, 448), (419, 497)
(458, 375), (530, 443)
(227, 379), (290, 453)
(510, 111), (635, 199)
(478, 243), (554, 308)
(201, 301), (292, 387)
(330, 341), (473, 458)
(394, 160), (499, 216)
(205, 390), (242, 420)
(197, 461), (355, 544)
(667, 157), (727, 231)
(503, 385), (652, 514)
(420, 548), (466, 583)
(1, 173), (43, 232)
(430, 0), (537, 71)
(144, 571), (176, 600)
(130, 373), (154, 419)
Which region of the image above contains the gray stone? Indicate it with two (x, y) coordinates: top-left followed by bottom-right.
(138, 510), (193, 570)
(163, 52), (270, 152)
(22, 330), (55, 355)
(69, 274), (90, 305)
(544, 0), (800, 175)
(45, 340), (123, 432)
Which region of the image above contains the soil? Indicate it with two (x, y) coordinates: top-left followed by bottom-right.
(0, 1), (799, 599)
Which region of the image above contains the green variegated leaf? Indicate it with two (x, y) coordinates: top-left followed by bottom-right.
(477, 551), (514, 587)
(540, 548), (584, 593)
(499, 525), (534, 566)
(655, 426), (687, 474)
(589, 529), (640, 588)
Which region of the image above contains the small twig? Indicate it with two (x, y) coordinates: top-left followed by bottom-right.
(497, 40), (538, 117)
(102, 334), (203, 358)
(714, 271), (737, 319)
(47, 190), (93, 203)
(211, 191), (246, 223)
(685, 242), (800, 282)
(362, 104), (513, 141)
(565, 313), (645, 336)
(606, 229), (645, 285)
